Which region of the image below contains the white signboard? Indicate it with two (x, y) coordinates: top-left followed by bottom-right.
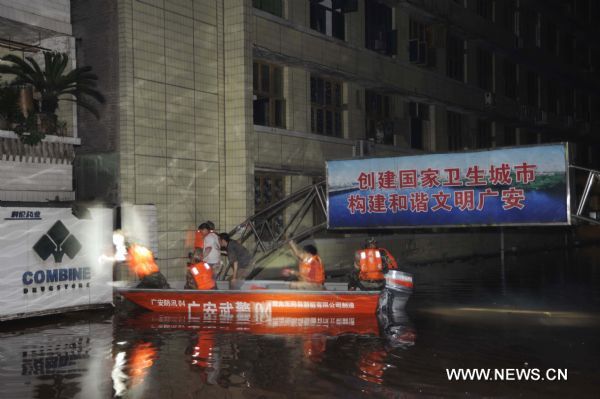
(0, 206), (114, 320)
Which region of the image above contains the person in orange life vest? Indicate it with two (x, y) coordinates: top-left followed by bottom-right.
(189, 331), (221, 385)
(357, 349), (387, 385)
(127, 243), (170, 289)
(283, 241), (325, 290)
(348, 237), (386, 291)
(187, 255), (216, 290)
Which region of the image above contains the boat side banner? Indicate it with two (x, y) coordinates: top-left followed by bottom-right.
(326, 144), (569, 228)
(0, 207), (114, 320)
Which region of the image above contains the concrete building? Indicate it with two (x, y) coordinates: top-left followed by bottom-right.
(0, 0), (79, 202)
(71, 0), (600, 277)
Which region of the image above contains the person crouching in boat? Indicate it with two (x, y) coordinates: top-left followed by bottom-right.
(187, 255), (216, 290)
(348, 238), (386, 291)
(283, 241), (325, 290)
(128, 244), (171, 289)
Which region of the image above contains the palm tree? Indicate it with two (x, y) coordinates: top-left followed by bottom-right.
(0, 51), (105, 119)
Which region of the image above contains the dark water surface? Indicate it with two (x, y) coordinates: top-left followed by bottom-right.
(1, 247), (599, 398)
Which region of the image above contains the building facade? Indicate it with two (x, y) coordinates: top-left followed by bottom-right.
(72, 0), (600, 276)
(0, 0), (79, 202)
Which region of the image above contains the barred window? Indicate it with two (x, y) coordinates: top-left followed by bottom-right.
(253, 61), (285, 128)
(447, 34), (465, 82)
(365, 91), (392, 144)
(310, 75), (343, 137)
(253, 0), (282, 17)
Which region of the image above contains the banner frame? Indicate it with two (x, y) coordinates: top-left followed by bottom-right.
(326, 143), (571, 230)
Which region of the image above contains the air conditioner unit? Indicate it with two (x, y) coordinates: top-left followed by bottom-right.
(484, 91), (496, 106)
(353, 140), (373, 157)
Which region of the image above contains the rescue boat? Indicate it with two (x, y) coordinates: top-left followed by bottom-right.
(119, 270), (413, 317)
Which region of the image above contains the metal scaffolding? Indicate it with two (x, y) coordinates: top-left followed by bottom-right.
(225, 180), (328, 276)
(570, 165), (600, 225)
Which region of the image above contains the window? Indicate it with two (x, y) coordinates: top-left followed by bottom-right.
(253, 61), (285, 128)
(547, 80), (558, 114)
(545, 23), (557, 55)
(254, 174), (284, 240)
(476, 0), (493, 20)
(409, 19), (435, 66)
(563, 87), (574, 116)
(504, 126), (516, 146)
(503, 59), (517, 99)
(521, 130), (538, 145)
(447, 111), (464, 151)
(365, 0), (396, 56)
(409, 102), (429, 150)
(446, 34), (465, 81)
(476, 120), (492, 149)
(561, 33), (574, 64)
(477, 48), (493, 91)
(310, 75), (343, 137)
(500, 0), (516, 33)
(574, 41), (589, 70)
(520, 8), (536, 47)
(253, 0), (282, 17)
(310, 0), (345, 40)
(575, 92), (589, 121)
(365, 91), (392, 144)
(526, 71), (538, 107)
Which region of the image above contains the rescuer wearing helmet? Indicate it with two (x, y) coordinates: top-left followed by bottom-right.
(348, 237), (386, 291)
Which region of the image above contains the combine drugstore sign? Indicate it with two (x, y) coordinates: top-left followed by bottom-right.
(0, 207), (113, 320)
(326, 144), (570, 228)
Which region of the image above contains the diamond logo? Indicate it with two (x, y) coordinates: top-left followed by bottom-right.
(33, 221), (82, 263)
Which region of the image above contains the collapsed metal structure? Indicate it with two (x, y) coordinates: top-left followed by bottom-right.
(227, 181), (328, 271)
(571, 165), (600, 225)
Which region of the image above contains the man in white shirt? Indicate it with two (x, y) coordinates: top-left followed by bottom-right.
(198, 222), (222, 279)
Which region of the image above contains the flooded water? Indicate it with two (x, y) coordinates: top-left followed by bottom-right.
(1, 247), (599, 398)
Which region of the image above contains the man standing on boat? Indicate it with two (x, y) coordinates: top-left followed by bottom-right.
(348, 238), (386, 291)
(284, 241), (325, 290)
(218, 233), (254, 282)
(198, 222), (222, 279)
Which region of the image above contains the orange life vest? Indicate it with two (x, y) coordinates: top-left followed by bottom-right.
(299, 255), (325, 285)
(190, 261), (215, 290)
(379, 248), (398, 270)
(358, 249), (384, 281)
(128, 244), (159, 278)
(194, 230), (204, 249)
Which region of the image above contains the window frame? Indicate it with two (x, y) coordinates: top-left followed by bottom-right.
(253, 60), (285, 128)
(310, 75), (344, 137)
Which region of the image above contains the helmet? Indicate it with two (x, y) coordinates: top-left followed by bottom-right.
(365, 237), (377, 247)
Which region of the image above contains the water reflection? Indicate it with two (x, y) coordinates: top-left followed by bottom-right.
(112, 309), (416, 395)
(1, 248), (599, 398)
(0, 313), (113, 399)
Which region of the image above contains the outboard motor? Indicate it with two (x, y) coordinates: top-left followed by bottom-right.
(378, 270), (413, 315)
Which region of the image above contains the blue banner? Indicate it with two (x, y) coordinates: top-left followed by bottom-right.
(326, 144), (569, 228)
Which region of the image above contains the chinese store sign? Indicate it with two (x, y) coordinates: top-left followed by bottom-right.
(326, 144), (569, 228)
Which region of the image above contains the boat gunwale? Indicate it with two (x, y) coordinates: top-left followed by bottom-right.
(118, 288), (381, 296)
